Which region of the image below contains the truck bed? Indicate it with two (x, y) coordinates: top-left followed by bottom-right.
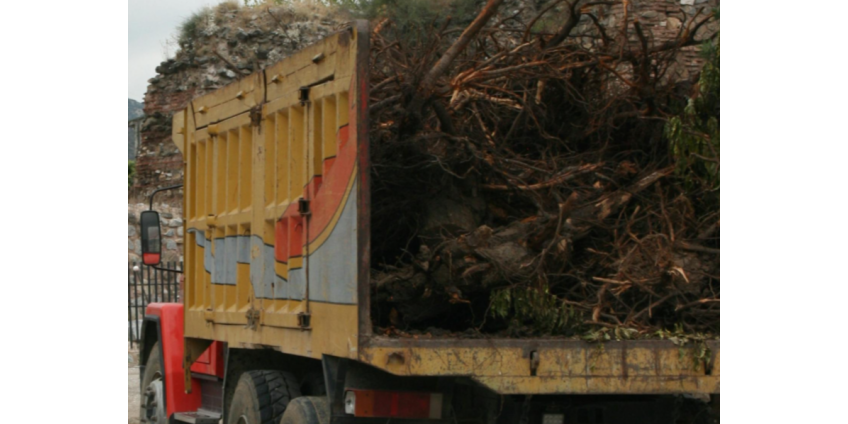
(174, 22), (719, 397)
(359, 336), (719, 395)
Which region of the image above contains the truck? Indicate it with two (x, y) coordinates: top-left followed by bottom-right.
(137, 21), (720, 424)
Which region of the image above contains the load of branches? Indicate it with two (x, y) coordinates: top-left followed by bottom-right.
(366, 0), (720, 339)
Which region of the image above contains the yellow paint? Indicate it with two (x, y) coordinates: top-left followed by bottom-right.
(360, 341), (719, 395)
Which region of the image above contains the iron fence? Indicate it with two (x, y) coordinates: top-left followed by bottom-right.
(128, 262), (182, 348)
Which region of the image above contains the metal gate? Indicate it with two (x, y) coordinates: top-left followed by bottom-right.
(128, 261), (182, 348)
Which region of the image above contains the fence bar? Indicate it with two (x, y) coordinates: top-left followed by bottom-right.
(129, 262), (184, 345)
(128, 263), (133, 349)
(133, 262), (140, 346)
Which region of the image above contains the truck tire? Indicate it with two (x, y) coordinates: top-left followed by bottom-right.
(140, 342), (169, 424)
(280, 397), (330, 424)
(227, 370), (301, 424)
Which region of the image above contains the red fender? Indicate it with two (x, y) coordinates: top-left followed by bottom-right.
(146, 303), (222, 417)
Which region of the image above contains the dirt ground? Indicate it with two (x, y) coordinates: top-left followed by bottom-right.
(129, 344), (140, 424)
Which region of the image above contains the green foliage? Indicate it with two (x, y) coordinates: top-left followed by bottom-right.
(581, 326), (639, 343)
(490, 287), (578, 334)
(178, 8), (211, 48)
(655, 324), (714, 371)
(129, 161), (136, 189)
(325, 0), (480, 25)
(665, 29), (720, 195)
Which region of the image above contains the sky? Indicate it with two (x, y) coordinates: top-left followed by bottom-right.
(129, 0), (224, 102)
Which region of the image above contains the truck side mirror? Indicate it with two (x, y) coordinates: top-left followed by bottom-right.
(140, 211), (162, 266)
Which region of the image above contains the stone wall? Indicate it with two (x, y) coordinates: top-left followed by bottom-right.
(562, 0), (719, 92)
(131, 2), (343, 203)
(128, 202), (184, 263)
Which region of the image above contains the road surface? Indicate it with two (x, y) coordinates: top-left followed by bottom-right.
(129, 345), (140, 424)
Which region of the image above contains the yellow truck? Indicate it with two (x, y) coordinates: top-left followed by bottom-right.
(137, 21), (719, 424)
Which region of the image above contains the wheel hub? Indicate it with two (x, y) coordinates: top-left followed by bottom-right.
(142, 377), (167, 423)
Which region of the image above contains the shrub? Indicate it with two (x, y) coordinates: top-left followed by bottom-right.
(178, 8), (212, 48)
(666, 15), (719, 197)
(128, 161), (136, 189)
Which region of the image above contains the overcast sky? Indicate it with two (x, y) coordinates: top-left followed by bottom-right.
(129, 0), (224, 102)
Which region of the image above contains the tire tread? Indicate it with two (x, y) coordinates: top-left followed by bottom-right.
(243, 370), (300, 424)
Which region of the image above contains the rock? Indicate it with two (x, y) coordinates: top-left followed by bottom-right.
(228, 38), (238, 47)
(164, 230), (175, 237)
(134, 240), (142, 255)
(129, 240), (135, 251)
(178, 227), (184, 237)
(680, 0), (695, 5)
(169, 219), (183, 228)
(667, 17), (682, 30)
(128, 212), (137, 224)
(166, 240), (178, 251)
(707, 21), (720, 33)
(255, 48), (269, 60)
(639, 11), (659, 19)
(161, 212), (174, 219)
(129, 226), (137, 237)
(236, 28), (250, 41)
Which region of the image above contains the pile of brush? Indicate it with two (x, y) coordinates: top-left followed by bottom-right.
(365, 0), (720, 338)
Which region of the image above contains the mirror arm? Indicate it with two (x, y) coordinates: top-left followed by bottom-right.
(149, 184), (184, 210)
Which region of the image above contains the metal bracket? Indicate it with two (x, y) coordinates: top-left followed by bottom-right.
(298, 312), (311, 329)
(183, 338), (214, 394)
(322, 356), (349, 419)
(250, 106), (263, 128)
(299, 86), (310, 105)
(529, 351), (540, 377)
(298, 198), (311, 216)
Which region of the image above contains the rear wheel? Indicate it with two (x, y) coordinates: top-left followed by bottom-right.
(227, 370), (301, 424)
(280, 397), (330, 424)
(140, 342), (168, 424)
